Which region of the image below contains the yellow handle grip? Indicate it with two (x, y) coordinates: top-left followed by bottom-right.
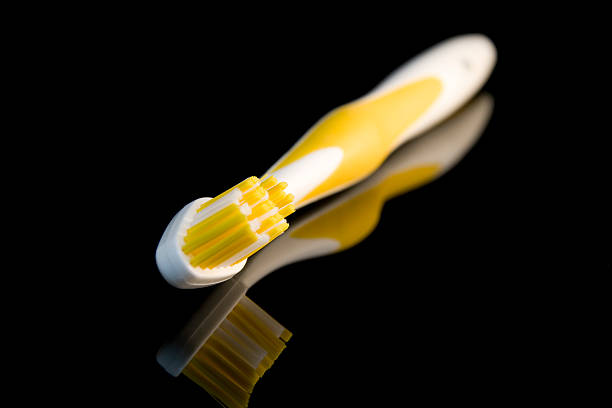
(268, 77), (442, 207)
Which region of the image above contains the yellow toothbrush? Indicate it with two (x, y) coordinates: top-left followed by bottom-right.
(156, 34), (496, 288)
(157, 93), (494, 407)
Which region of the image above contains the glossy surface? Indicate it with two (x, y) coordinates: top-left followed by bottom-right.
(51, 25), (581, 407)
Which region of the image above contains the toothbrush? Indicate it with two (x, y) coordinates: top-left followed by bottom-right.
(157, 93), (494, 407)
(156, 34), (497, 288)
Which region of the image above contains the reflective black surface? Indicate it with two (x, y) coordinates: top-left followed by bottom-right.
(133, 38), (508, 402)
(31, 18), (609, 407)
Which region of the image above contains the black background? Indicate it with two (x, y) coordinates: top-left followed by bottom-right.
(16, 9), (609, 406)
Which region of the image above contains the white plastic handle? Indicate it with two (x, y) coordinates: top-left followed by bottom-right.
(371, 34), (497, 146)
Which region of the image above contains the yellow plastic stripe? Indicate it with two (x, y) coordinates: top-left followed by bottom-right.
(268, 78), (442, 205)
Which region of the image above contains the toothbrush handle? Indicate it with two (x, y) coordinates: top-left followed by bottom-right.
(267, 34), (496, 208)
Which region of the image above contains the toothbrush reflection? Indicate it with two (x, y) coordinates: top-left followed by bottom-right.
(157, 93), (493, 407)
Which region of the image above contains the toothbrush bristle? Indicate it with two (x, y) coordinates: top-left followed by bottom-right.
(182, 296), (292, 408)
(182, 176), (295, 270)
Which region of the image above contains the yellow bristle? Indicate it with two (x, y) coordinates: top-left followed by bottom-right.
(183, 206), (245, 254)
(256, 213), (282, 234)
(205, 335), (260, 387)
(195, 189), (234, 213)
(193, 344), (257, 392)
(280, 329), (293, 342)
(189, 225), (240, 258)
(237, 176), (259, 192)
(240, 186), (265, 207)
(190, 225), (255, 267)
(182, 296), (291, 408)
(260, 175), (278, 190)
(277, 193), (294, 208)
(196, 176), (258, 213)
(186, 204), (239, 239)
(279, 203), (296, 218)
(183, 176), (295, 270)
(266, 181), (288, 198)
(246, 200), (274, 221)
(199, 232), (258, 269)
(266, 222), (289, 241)
(185, 359), (250, 408)
(268, 189), (287, 206)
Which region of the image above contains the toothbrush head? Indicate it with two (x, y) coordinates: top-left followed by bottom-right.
(156, 176), (295, 288)
(158, 293), (292, 407)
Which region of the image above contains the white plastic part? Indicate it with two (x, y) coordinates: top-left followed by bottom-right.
(371, 33), (496, 147)
(270, 147), (344, 204)
(267, 34), (496, 208)
(155, 197), (247, 289)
